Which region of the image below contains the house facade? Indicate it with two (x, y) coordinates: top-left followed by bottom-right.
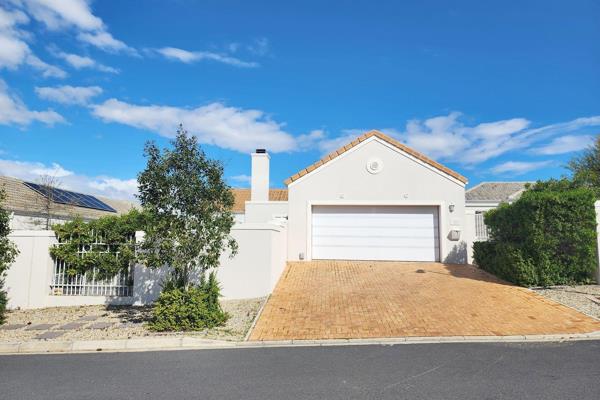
(4, 130), (525, 309)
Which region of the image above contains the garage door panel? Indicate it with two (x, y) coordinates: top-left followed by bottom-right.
(313, 226), (439, 239)
(313, 235), (439, 248)
(311, 205), (440, 261)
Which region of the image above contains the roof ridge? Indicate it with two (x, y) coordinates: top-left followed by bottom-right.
(284, 130), (467, 185)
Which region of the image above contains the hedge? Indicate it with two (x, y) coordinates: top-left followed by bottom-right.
(473, 187), (597, 286)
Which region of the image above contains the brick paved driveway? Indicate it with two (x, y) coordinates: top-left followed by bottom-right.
(250, 261), (600, 341)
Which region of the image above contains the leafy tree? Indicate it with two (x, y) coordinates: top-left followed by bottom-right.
(0, 188), (19, 324)
(137, 125), (237, 290)
(568, 135), (600, 194)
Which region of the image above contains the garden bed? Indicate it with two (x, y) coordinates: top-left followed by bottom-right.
(0, 297), (265, 342)
(534, 285), (600, 320)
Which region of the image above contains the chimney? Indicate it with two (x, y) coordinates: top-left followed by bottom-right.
(251, 149), (269, 202)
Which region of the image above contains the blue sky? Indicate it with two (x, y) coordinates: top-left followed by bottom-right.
(0, 0), (598, 200)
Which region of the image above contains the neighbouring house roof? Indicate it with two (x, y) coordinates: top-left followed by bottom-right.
(466, 182), (531, 203)
(0, 175), (139, 221)
(284, 130), (468, 185)
(231, 188), (288, 213)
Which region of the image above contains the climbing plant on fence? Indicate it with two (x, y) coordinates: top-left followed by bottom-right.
(49, 209), (145, 280)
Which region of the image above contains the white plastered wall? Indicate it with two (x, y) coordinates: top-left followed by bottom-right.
(243, 202), (288, 224)
(287, 137), (467, 263)
(464, 202), (499, 264)
(5, 230), (135, 309)
(4, 223), (288, 309)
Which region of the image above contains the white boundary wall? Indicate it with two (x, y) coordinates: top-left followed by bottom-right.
(463, 209), (477, 264)
(4, 223), (287, 310)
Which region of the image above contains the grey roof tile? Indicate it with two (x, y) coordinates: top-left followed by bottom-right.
(466, 182), (531, 202)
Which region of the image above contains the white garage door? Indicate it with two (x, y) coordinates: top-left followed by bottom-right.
(311, 205), (439, 261)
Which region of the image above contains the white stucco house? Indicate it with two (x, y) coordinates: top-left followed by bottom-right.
(238, 130), (469, 264)
(5, 130), (522, 309)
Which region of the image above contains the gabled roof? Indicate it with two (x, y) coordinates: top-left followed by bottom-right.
(466, 182), (531, 202)
(284, 130), (468, 185)
(231, 188), (288, 213)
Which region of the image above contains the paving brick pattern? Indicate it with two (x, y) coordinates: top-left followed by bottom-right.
(250, 261), (600, 341)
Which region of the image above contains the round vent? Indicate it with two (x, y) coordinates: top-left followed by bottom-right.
(366, 158), (383, 174)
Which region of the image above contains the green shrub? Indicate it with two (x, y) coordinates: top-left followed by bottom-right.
(0, 284), (7, 325)
(149, 272), (229, 331)
(473, 241), (537, 286)
(474, 186), (597, 286)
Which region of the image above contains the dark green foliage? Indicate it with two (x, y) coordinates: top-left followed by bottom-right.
(49, 209), (145, 280)
(0, 188), (19, 324)
(137, 126), (237, 289)
(149, 272), (229, 331)
(473, 241), (537, 286)
(0, 290), (6, 325)
(568, 135), (600, 194)
(474, 187), (597, 286)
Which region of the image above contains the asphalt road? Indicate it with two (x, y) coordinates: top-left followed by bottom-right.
(1, 341), (600, 399)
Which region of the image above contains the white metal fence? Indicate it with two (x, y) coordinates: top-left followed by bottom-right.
(474, 212), (490, 241)
(50, 233), (134, 297)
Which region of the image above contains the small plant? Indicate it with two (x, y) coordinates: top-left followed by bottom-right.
(149, 272), (229, 331)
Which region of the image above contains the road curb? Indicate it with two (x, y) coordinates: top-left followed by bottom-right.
(2, 331), (600, 355)
(244, 294), (270, 341)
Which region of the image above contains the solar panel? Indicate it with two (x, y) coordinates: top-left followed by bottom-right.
(23, 182), (117, 213)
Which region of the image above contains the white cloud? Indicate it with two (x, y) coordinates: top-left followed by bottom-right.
(399, 113), (533, 164)
(54, 51), (118, 73)
(0, 5), (66, 77)
(0, 79), (64, 126)
(30, 162), (73, 177)
(533, 135), (595, 155)
(91, 98), (300, 153)
(21, 0), (104, 31)
(229, 174), (251, 184)
(78, 31), (135, 54)
(35, 85), (102, 105)
(491, 160), (553, 175)
(18, 0), (135, 54)
(156, 47), (258, 68)
(317, 131), (360, 155)
(331, 114), (600, 166)
(88, 177), (138, 198)
(25, 53), (67, 78)
(0, 158), (137, 200)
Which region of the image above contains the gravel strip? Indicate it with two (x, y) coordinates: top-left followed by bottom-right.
(0, 297), (265, 342)
(534, 285), (600, 320)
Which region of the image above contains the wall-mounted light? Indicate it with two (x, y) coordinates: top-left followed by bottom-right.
(449, 204), (455, 213)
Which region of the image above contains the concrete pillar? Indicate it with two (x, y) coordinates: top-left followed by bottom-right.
(251, 149), (270, 202)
